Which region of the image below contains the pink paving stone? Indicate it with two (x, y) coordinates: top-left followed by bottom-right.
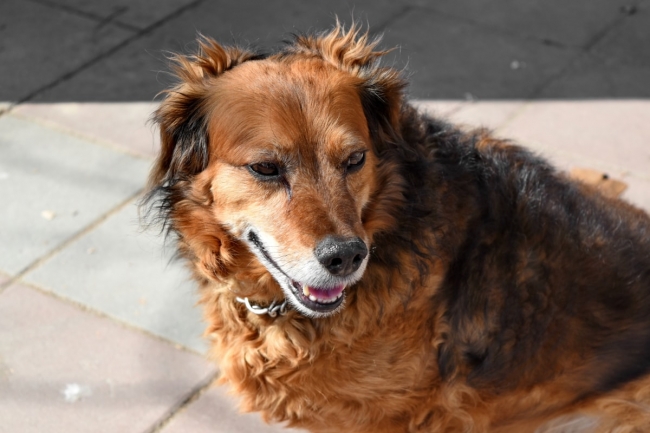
(620, 175), (650, 214)
(13, 102), (160, 158)
(445, 100), (527, 131)
(498, 100), (650, 178)
(411, 100), (466, 117)
(0, 283), (216, 433)
(161, 385), (307, 433)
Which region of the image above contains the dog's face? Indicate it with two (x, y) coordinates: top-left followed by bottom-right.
(204, 59), (378, 317)
(147, 30), (404, 318)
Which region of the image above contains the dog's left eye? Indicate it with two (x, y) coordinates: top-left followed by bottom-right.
(248, 162), (280, 179)
(346, 151), (366, 172)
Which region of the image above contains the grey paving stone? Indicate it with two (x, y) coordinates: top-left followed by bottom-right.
(0, 114), (150, 275)
(538, 53), (650, 98)
(32, 0), (405, 102)
(40, 0), (197, 30)
(0, 0), (133, 102)
(592, 2), (650, 68)
(407, 0), (632, 48)
(537, 2), (650, 99)
(0, 283), (215, 433)
(25, 202), (208, 354)
(161, 385), (307, 433)
(380, 8), (578, 99)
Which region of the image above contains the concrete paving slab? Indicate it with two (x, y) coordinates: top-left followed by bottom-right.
(539, 53), (650, 99)
(592, 2), (650, 68)
(161, 385), (306, 433)
(32, 0), (405, 102)
(443, 100), (527, 131)
(25, 202), (208, 354)
(14, 102), (160, 158)
(42, 0), (197, 30)
(0, 0), (133, 102)
(381, 8), (578, 99)
(407, 0), (631, 48)
(411, 100), (466, 118)
(620, 175), (650, 213)
(0, 283), (215, 433)
(0, 114), (150, 275)
(497, 100), (650, 179)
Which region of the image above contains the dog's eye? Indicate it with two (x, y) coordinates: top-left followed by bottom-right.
(346, 151), (366, 173)
(248, 162), (281, 179)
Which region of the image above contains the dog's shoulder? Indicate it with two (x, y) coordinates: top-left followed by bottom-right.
(405, 111), (650, 397)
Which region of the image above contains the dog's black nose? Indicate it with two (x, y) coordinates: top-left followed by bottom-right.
(314, 236), (368, 276)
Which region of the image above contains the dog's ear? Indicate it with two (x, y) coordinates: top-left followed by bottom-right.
(149, 37), (262, 190)
(143, 37), (260, 280)
(289, 22), (406, 147)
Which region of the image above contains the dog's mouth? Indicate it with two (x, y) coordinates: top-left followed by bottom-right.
(289, 280), (345, 311)
(246, 230), (346, 317)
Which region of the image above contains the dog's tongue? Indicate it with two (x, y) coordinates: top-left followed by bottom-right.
(302, 284), (345, 300)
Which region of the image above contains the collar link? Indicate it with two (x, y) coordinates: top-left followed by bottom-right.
(236, 296), (289, 318)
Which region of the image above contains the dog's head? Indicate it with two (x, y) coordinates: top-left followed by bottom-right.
(145, 25), (406, 318)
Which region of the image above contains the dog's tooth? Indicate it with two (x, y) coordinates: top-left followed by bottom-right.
(336, 293), (342, 299)
(309, 295), (317, 302)
(302, 285), (310, 296)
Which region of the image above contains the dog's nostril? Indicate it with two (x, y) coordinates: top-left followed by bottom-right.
(315, 236), (368, 277)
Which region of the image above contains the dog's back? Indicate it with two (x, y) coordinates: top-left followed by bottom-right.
(413, 117), (650, 430)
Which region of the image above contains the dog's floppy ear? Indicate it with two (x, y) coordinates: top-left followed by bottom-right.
(143, 37), (260, 279)
(149, 37), (261, 190)
(289, 22), (406, 146)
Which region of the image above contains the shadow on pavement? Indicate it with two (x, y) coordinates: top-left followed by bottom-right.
(1, 0), (648, 103)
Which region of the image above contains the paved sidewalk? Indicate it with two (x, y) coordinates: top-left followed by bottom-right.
(1, 1), (649, 432)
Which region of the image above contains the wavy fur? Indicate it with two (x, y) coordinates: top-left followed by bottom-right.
(144, 24), (650, 432)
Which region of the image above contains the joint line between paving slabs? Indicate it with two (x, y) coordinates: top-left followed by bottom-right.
(1, 189), (145, 292)
(531, 7), (642, 99)
(371, 5), (413, 36)
(12, 275), (207, 357)
(25, 0), (139, 32)
(144, 370), (220, 433)
(9, 110), (157, 161)
(17, 0), (207, 105)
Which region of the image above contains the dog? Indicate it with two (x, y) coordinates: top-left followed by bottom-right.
(143, 24), (650, 432)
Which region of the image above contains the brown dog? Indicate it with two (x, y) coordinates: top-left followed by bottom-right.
(144, 25), (650, 432)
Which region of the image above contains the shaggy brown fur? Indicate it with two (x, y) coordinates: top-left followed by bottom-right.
(144, 24), (650, 432)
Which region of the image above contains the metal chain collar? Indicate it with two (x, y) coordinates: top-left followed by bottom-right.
(235, 296), (289, 318)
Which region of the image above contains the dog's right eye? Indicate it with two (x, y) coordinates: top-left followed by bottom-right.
(248, 162), (280, 179)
